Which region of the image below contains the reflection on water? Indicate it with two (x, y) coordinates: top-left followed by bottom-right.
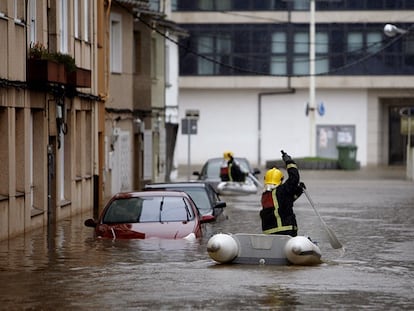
(0, 171), (414, 310)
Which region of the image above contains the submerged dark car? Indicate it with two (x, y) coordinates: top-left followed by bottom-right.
(144, 182), (226, 221)
(193, 157), (261, 191)
(84, 191), (214, 240)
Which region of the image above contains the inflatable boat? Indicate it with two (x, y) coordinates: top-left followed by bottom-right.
(207, 233), (322, 266)
(217, 179), (258, 195)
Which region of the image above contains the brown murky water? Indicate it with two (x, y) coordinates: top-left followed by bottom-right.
(1, 169), (413, 310)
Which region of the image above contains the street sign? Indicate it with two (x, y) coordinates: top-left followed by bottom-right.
(185, 109), (200, 119)
(181, 118), (198, 135)
(182, 109), (200, 180)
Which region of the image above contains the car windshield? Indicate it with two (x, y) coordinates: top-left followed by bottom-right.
(102, 196), (195, 223)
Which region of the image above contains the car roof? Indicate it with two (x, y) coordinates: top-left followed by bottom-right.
(144, 182), (211, 189)
(112, 190), (192, 199)
(206, 157), (249, 162)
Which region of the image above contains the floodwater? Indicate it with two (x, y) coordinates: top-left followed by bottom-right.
(1, 168), (413, 310)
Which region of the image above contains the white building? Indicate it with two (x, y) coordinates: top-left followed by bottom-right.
(171, 1), (414, 170)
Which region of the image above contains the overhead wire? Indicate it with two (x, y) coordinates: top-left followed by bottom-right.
(116, 0), (412, 77)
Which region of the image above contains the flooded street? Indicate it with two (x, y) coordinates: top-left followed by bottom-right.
(1, 168), (413, 310)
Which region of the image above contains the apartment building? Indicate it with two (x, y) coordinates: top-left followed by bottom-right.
(104, 0), (186, 194)
(0, 0), (99, 240)
(0, 0), (181, 241)
(171, 1), (414, 170)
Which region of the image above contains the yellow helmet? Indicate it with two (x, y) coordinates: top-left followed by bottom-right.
(264, 168), (284, 186)
(223, 151), (233, 161)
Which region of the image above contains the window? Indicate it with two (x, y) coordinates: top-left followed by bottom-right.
(293, 32), (309, 75)
(197, 36), (214, 74)
(347, 32), (363, 53)
(366, 32), (382, 53)
(197, 34), (232, 75)
(0, 1), (6, 16)
(74, 0), (80, 38)
(293, 0), (309, 10)
(74, 0), (90, 41)
(110, 13), (122, 73)
(199, 0), (231, 10)
(14, 0), (24, 23)
(270, 32), (287, 75)
(59, 0), (69, 52)
(315, 32), (329, 74)
(179, 23), (414, 76)
(29, 0), (36, 43)
(293, 31), (329, 75)
(174, 0), (414, 11)
(404, 35), (414, 54)
(83, 0), (90, 42)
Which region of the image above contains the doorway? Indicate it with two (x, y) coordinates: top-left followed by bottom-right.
(388, 105), (414, 165)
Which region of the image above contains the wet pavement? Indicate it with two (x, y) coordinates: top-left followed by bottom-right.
(0, 167), (413, 310)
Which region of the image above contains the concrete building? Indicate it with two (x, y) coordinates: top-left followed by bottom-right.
(171, 1), (414, 171)
(0, 0), (99, 241)
(0, 0), (182, 241)
(103, 0), (186, 198)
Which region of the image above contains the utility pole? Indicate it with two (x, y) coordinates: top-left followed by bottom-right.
(309, 0), (316, 157)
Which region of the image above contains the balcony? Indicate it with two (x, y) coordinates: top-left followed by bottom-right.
(27, 58), (67, 85)
(67, 67), (91, 88)
(27, 43), (91, 89)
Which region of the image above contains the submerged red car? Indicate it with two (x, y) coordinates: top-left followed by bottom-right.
(84, 191), (215, 240)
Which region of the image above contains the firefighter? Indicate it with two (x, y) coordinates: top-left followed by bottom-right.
(220, 151), (247, 182)
(260, 151), (305, 237)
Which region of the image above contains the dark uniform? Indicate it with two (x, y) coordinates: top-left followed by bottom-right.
(220, 157), (246, 182)
(260, 158), (303, 237)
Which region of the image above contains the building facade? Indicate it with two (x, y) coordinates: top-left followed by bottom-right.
(171, 1), (414, 169)
(0, 0), (181, 241)
(0, 0), (99, 240)
(103, 0), (185, 199)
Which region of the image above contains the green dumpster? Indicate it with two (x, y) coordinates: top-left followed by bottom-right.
(337, 145), (358, 170)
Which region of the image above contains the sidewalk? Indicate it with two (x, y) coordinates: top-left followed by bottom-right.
(299, 165), (409, 181)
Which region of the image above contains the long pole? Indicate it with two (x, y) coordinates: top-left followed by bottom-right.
(303, 189), (343, 249)
(309, 0), (316, 157)
(187, 118), (191, 180)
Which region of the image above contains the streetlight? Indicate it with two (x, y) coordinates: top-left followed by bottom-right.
(383, 24), (408, 37)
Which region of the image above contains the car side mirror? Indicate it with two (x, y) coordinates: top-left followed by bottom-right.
(214, 201), (226, 209)
(192, 171), (200, 176)
(253, 168), (261, 175)
(200, 215), (215, 223)
(84, 218), (97, 228)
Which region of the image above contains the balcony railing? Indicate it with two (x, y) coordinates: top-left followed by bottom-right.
(27, 43), (91, 88)
(27, 58), (91, 88)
